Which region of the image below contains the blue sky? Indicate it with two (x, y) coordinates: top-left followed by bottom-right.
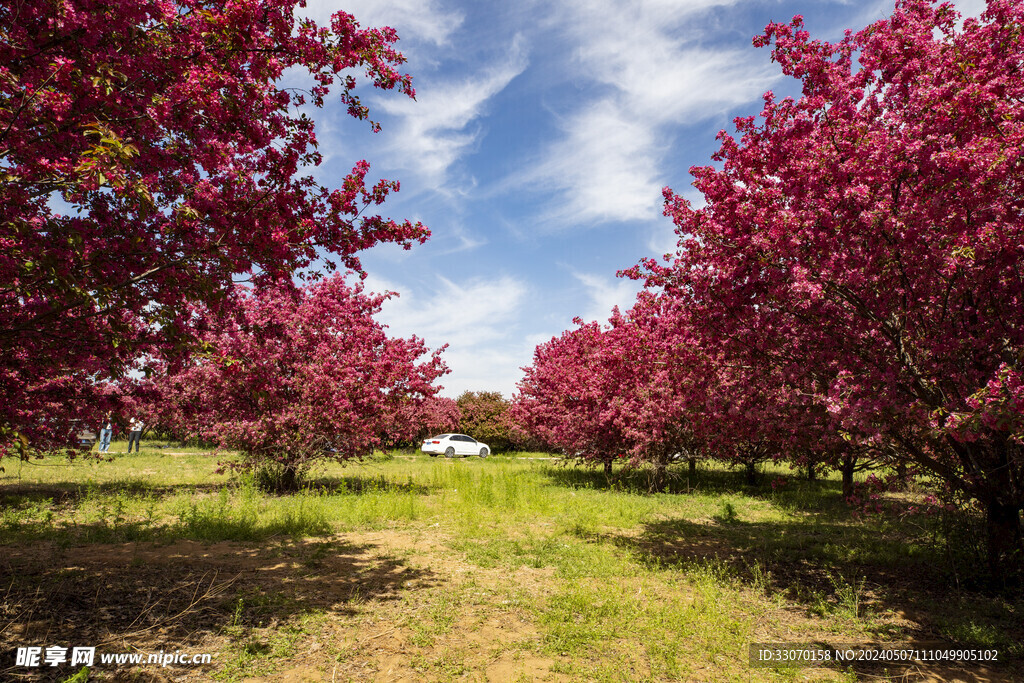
(297, 0), (986, 398)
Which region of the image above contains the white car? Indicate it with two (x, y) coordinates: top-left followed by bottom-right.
(421, 433), (490, 458)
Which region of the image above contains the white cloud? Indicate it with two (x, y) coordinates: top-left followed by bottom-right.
(950, 0), (989, 24)
(564, 0), (765, 120)
(531, 101), (662, 224)
(435, 231), (487, 256)
(299, 0), (464, 47)
(570, 269), (643, 325)
(526, 0), (777, 227)
(622, 47), (778, 122)
(433, 346), (529, 398)
(647, 221), (680, 260)
(367, 274), (525, 345)
(375, 36), (528, 189)
(364, 273), (529, 396)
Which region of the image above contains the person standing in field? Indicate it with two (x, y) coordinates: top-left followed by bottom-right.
(98, 412), (113, 452)
(127, 417), (143, 453)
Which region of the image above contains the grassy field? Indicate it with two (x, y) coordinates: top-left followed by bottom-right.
(1, 442), (1021, 682)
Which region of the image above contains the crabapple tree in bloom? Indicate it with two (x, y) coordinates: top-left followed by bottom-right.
(514, 298), (716, 490)
(514, 290), (833, 491)
(629, 288), (875, 492)
(386, 395), (461, 448)
(596, 296), (709, 488)
(456, 391), (513, 452)
(0, 0), (425, 455)
(637, 0), (1024, 570)
(155, 275), (447, 489)
(513, 319), (628, 475)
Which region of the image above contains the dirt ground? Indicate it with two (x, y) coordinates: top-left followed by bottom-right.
(1, 528), (1016, 682)
(3, 529), (569, 682)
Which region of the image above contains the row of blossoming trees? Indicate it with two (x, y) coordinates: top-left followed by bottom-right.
(1, 1), (457, 480)
(513, 0), (1024, 573)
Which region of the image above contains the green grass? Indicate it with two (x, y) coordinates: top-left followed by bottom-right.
(2, 443), (1021, 681)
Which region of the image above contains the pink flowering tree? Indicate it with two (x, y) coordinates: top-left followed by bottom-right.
(513, 319), (627, 474)
(636, 0), (1024, 571)
(1, 0), (425, 456)
(604, 293), (815, 490)
(456, 391), (513, 452)
(597, 297), (709, 488)
(514, 288), (850, 491)
(514, 298), (715, 489)
(385, 395), (461, 448)
(155, 275), (447, 489)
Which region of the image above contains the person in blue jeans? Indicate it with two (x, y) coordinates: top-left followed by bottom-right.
(98, 412), (113, 452)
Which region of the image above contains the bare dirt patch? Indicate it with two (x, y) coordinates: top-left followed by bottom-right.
(1, 533), (434, 681)
(2, 527), (569, 681)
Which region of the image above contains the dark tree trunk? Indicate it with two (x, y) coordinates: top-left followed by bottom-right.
(841, 456), (856, 499)
(688, 456), (696, 476)
(807, 463), (816, 481)
(985, 500), (1023, 579)
(892, 462), (908, 491)
(604, 460), (613, 475)
(745, 461), (758, 486)
(280, 464), (299, 491)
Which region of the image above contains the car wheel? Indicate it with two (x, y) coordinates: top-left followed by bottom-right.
(479, 448), (489, 458)
(444, 447), (455, 458)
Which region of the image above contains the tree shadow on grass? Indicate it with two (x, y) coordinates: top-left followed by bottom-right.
(1, 472), (443, 548)
(0, 474), (434, 505)
(0, 480), (227, 507)
(1, 536), (436, 682)
(540, 462), (849, 510)
(1, 490), (338, 547)
(302, 474), (434, 496)
(604, 515), (1024, 681)
(633, 516), (932, 595)
(539, 461), (744, 494)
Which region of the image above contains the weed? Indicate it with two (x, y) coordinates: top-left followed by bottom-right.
(828, 572), (867, 620)
(717, 499), (738, 522)
(60, 667), (90, 683)
(747, 559), (773, 594)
